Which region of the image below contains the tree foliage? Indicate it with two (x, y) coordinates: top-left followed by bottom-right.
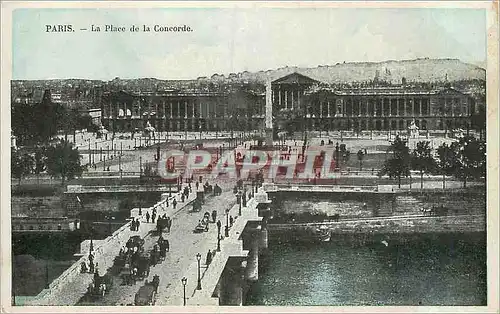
(378, 135), (410, 187)
(453, 136), (486, 187)
(11, 90), (93, 145)
(45, 139), (85, 185)
(411, 141), (437, 189)
(436, 136), (486, 188)
(11, 149), (34, 184)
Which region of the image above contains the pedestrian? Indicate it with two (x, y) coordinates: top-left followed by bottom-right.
(80, 261), (88, 273)
(135, 218), (140, 231)
(152, 274), (160, 293)
(130, 219), (136, 231)
(173, 199), (177, 209)
(196, 181), (199, 190)
(166, 217), (172, 232)
(181, 193), (185, 202)
(212, 210), (217, 223)
(146, 211), (150, 223)
(152, 212), (156, 224)
(230, 216), (234, 227)
(156, 218), (162, 234)
(217, 220), (221, 234)
(206, 249), (212, 265)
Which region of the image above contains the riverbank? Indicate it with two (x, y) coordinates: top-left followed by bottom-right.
(268, 214), (485, 244)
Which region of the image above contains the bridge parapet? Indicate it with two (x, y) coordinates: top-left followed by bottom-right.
(28, 185), (193, 306)
(186, 192), (266, 306)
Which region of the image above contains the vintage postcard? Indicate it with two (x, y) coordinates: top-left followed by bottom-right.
(1, 1), (498, 313)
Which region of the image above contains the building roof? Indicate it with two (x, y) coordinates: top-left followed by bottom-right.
(272, 72), (320, 85)
(306, 86), (470, 97)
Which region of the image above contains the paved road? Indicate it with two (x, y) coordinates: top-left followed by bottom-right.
(77, 179), (237, 306)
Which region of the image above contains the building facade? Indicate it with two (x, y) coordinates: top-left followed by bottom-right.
(271, 73), (478, 132)
(101, 72), (478, 133)
(101, 90), (265, 132)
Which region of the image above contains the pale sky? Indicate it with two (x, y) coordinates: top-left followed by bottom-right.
(12, 7), (487, 80)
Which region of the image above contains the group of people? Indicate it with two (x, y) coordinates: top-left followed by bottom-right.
(81, 252), (98, 274)
(130, 218), (141, 231)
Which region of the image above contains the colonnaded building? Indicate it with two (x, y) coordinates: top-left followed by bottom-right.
(101, 72), (480, 133)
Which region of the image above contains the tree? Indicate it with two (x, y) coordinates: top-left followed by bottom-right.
(470, 105), (486, 141)
(34, 146), (47, 185)
(45, 139), (85, 185)
(11, 149), (34, 185)
(454, 136), (486, 188)
(436, 142), (457, 189)
(411, 141), (437, 189)
(11, 103), (36, 145)
(378, 135), (410, 188)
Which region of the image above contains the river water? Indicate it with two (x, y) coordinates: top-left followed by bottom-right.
(246, 233), (486, 306)
(246, 194), (487, 306)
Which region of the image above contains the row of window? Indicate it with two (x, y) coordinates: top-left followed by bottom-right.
(103, 101), (265, 118)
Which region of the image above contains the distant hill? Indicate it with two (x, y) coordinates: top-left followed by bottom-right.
(227, 58), (486, 84)
(12, 58), (486, 90)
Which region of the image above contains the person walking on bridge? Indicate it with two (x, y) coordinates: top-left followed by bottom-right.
(166, 217), (172, 233)
(146, 211), (150, 223)
(217, 220), (221, 234)
(212, 210), (217, 223)
(135, 218), (140, 232)
(173, 199), (177, 209)
(152, 212), (156, 224)
(206, 249), (213, 266)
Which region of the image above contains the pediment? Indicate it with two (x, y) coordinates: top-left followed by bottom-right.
(272, 72), (320, 85)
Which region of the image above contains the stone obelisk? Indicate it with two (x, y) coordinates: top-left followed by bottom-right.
(265, 79), (273, 146)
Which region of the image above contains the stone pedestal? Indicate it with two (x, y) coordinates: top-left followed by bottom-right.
(220, 259), (244, 306)
(259, 226), (268, 250)
(265, 128), (273, 146)
(245, 229), (260, 282)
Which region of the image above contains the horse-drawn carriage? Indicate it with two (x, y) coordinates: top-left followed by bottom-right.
(194, 213), (210, 233)
(114, 239), (151, 285)
(192, 198), (202, 212)
(134, 281), (157, 305)
(126, 236), (145, 252)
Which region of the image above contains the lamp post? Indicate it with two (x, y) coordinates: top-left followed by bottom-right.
(217, 233), (221, 252)
(196, 253), (202, 290)
(181, 277), (187, 306)
(225, 208), (230, 237)
(237, 192), (242, 216)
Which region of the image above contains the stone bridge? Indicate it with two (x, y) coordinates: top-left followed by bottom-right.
(26, 183), (271, 306)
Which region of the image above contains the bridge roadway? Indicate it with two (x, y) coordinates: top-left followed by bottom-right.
(29, 180), (256, 305)
(79, 184), (239, 306)
(27, 179), (243, 306)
